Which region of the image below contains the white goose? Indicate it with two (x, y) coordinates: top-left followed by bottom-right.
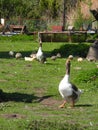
(36, 41), (46, 63)
(58, 58), (82, 108)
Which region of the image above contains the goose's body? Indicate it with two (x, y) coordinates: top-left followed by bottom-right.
(36, 42), (46, 63)
(59, 74), (81, 103)
(36, 46), (44, 61)
(59, 59), (82, 108)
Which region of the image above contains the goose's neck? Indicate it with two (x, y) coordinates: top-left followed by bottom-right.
(39, 42), (42, 47)
(38, 43), (42, 50)
(39, 46), (42, 50)
(66, 59), (70, 75)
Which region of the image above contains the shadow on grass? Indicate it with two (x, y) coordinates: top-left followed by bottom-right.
(75, 104), (93, 107)
(0, 89), (53, 103)
(0, 51), (32, 59)
(0, 43), (90, 58)
(36, 95), (54, 103)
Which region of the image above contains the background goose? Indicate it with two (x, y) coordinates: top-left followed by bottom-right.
(58, 58), (82, 108)
(9, 51), (14, 57)
(24, 56), (36, 61)
(36, 41), (46, 63)
(15, 52), (22, 59)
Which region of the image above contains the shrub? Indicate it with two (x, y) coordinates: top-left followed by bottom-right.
(52, 43), (90, 58)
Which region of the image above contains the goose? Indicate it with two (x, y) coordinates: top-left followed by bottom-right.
(36, 41), (46, 63)
(9, 51), (14, 57)
(24, 56), (36, 61)
(58, 58), (82, 108)
(51, 55), (57, 61)
(68, 55), (73, 60)
(77, 57), (83, 62)
(56, 53), (61, 58)
(15, 52), (22, 59)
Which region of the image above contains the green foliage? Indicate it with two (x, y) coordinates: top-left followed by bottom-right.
(0, 0), (38, 19)
(25, 20), (47, 32)
(0, 0), (24, 18)
(86, 34), (98, 41)
(74, 67), (98, 84)
(0, 0), (61, 20)
(74, 6), (84, 29)
(0, 34), (34, 42)
(73, 0), (93, 30)
(39, 0), (61, 19)
(52, 43), (90, 57)
(0, 0), (95, 32)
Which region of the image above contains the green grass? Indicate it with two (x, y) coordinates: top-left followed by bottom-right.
(0, 35), (98, 130)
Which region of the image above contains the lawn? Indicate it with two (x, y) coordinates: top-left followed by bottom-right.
(0, 35), (98, 130)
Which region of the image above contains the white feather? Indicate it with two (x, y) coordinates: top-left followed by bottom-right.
(59, 75), (73, 98)
(24, 57), (35, 61)
(36, 47), (44, 62)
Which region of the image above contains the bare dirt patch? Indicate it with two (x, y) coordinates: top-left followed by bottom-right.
(0, 79), (8, 82)
(34, 88), (61, 108)
(40, 97), (61, 107)
(1, 114), (26, 119)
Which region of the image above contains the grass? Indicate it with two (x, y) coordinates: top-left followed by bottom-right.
(0, 35), (98, 130)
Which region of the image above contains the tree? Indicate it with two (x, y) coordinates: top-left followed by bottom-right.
(0, 0), (85, 29)
(62, 0), (66, 30)
(39, 0), (61, 20)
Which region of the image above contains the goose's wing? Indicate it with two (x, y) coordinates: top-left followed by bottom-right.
(71, 84), (78, 91)
(71, 84), (82, 101)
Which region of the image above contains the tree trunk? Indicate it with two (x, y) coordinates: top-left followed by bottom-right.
(86, 40), (98, 61)
(62, 0), (66, 31)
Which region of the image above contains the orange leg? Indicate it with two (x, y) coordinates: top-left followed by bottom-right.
(59, 100), (66, 108)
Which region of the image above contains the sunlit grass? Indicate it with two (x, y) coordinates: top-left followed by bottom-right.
(0, 35), (98, 130)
